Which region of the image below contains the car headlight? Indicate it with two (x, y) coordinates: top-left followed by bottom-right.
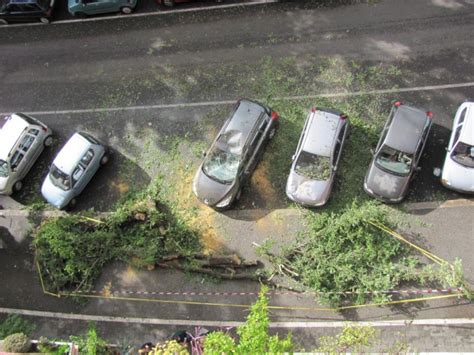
(441, 178), (450, 186)
(216, 194), (233, 208)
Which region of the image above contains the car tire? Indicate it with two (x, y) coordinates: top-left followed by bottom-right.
(121, 6), (132, 14)
(39, 17), (50, 24)
(163, 0), (175, 7)
(67, 198), (77, 209)
(0, 19), (8, 25)
(44, 135), (53, 147)
(100, 154), (109, 166)
(268, 127), (276, 140)
(75, 12), (87, 18)
(13, 180), (23, 192)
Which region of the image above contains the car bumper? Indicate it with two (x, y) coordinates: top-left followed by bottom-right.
(363, 181), (405, 204)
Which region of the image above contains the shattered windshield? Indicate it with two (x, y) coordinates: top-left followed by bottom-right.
(0, 159), (9, 178)
(202, 130), (242, 184)
(49, 164), (71, 191)
(375, 145), (413, 176)
(451, 141), (474, 168)
(295, 150), (331, 180)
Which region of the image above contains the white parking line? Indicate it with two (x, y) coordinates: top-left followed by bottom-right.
(0, 307), (473, 327)
(3, 81), (473, 117)
(0, 0), (279, 28)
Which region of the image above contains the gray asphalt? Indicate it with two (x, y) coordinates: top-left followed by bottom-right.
(1, 0), (474, 351)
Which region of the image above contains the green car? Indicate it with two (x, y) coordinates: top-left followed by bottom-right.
(68, 0), (137, 17)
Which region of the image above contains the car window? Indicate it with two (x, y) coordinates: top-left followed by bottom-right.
(451, 141), (474, 168)
(10, 150), (24, 171)
(333, 141), (341, 166)
(28, 128), (40, 136)
(375, 145), (413, 176)
(6, 4), (22, 11)
(72, 166), (85, 186)
(80, 149), (94, 168)
(458, 108), (467, 124)
(0, 160), (9, 178)
(453, 124), (462, 145)
(295, 150), (331, 181)
(50, 164), (71, 191)
(18, 134), (35, 153)
(21, 3), (40, 11)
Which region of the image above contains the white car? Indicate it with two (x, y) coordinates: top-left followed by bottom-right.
(41, 132), (108, 209)
(286, 107), (349, 207)
(436, 102), (474, 193)
(0, 113), (52, 195)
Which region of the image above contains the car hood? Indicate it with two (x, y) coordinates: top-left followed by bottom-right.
(286, 172), (331, 206)
(193, 167), (234, 207)
(365, 163), (410, 201)
(0, 176), (10, 194)
(442, 157), (474, 192)
(41, 175), (70, 209)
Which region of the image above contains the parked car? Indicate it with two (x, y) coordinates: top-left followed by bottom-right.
(434, 102), (474, 193)
(286, 107), (349, 207)
(0, 0), (55, 24)
(68, 0), (137, 17)
(0, 113), (53, 195)
(156, 0), (192, 7)
(364, 102), (432, 203)
(41, 132), (108, 209)
(192, 99), (278, 210)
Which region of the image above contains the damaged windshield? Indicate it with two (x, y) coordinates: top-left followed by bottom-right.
(0, 159), (9, 178)
(295, 150), (331, 180)
(203, 130), (242, 184)
(375, 145), (413, 175)
(451, 141), (474, 168)
(49, 164), (71, 191)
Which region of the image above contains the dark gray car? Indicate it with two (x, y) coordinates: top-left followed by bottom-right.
(192, 99), (278, 210)
(364, 102), (432, 203)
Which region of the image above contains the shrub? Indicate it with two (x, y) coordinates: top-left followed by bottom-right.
(0, 315), (36, 338)
(3, 332), (31, 353)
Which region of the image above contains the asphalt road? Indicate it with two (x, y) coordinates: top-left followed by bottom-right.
(0, 0), (474, 351)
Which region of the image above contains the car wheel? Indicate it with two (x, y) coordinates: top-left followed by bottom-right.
(68, 198), (77, 209)
(44, 135), (53, 147)
(163, 0), (175, 7)
(100, 154), (109, 166)
(39, 17), (50, 24)
(75, 12), (87, 18)
(268, 127), (276, 140)
(0, 19), (8, 25)
(13, 180), (23, 192)
(121, 6), (132, 14)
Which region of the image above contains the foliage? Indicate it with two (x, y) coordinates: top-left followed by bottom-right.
(0, 315), (36, 338)
(265, 201), (427, 306)
(34, 179), (201, 292)
(203, 287), (293, 354)
(70, 323), (109, 355)
(152, 340), (188, 355)
(2, 332), (31, 353)
(37, 337), (70, 355)
(315, 324), (377, 353)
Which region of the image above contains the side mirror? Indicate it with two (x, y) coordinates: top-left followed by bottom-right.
(201, 150), (207, 158)
(370, 148), (374, 155)
(433, 167), (441, 177)
(291, 154), (296, 161)
(445, 147), (449, 152)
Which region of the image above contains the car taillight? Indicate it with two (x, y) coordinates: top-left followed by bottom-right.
(394, 101), (402, 107)
(427, 111), (433, 119)
(41, 126), (47, 132)
(271, 111), (279, 121)
(340, 113), (347, 120)
(311, 107), (317, 113)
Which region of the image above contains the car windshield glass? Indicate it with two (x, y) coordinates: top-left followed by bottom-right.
(49, 164), (71, 191)
(202, 131), (242, 184)
(0, 159), (9, 178)
(295, 150), (331, 180)
(451, 141), (474, 168)
(375, 145), (413, 175)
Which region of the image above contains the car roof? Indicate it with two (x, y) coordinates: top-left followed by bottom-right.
(0, 114), (29, 160)
(53, 133), (92, 175)
(385, 105), (428, 154)
(222, 99), (266, 152)
(302, 110), (340, 157)
(459, 102), (474, 145)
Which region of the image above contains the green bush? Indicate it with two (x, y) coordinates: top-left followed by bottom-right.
(3, 332), (31, 353)
(0, 315), (36, 339)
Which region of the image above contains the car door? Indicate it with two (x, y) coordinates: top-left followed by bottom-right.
(5, 4), (23, 21)
(15, 131), (37, 180)
(413, 119), (431, 168)
(244, 116), (266, 177)
(95, 0), (118, 14)
(82, 0), (102, 14)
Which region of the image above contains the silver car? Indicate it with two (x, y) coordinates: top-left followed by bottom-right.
(0, 113), (53, 195)
(364, 102), (432, 203)
(193, 99), (279, 210)
(41, 132), (108, 209)
(286, 107), (349, 207)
